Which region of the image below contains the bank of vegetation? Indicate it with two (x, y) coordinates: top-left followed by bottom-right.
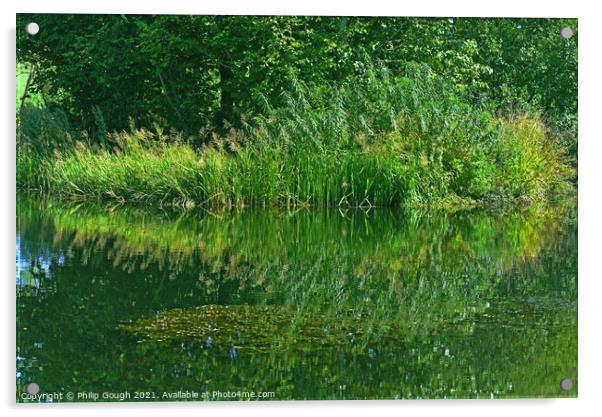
(16, 16), (577, 209)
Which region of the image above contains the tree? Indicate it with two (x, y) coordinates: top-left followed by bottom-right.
(17, 14), (577, 145)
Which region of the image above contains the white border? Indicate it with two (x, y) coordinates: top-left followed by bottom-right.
(3, 1), (601, 416)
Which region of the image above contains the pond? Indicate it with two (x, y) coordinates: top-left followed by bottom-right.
(16, 194), (577, 401)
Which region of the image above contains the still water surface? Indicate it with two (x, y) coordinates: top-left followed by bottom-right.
(16, 195), (577, 401)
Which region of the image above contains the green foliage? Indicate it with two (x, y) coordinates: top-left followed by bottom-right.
(16, 64), (43, 108)
(18, 105), (71, 150)
(17, 15), (577, 149)
(495, 115), (575, 199)
(17, 15), (367, 134)
(16, 105), (72, 190)
(16, 150), (47, 190)
(16, 15), (577, 208)
(17, 68), (574, 208)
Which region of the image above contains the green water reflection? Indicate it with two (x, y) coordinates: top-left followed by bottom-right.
(16, 195), (577, 401)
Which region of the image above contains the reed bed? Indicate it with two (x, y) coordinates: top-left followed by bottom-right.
(17, 64), (575, 209)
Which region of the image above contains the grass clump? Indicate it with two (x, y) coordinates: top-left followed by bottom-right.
(17, 63), (575, 209)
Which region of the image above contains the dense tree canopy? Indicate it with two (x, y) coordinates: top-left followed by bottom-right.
(17, 15), (577, 141)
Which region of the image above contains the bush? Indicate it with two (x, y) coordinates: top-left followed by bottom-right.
(495, 115), (574, 200)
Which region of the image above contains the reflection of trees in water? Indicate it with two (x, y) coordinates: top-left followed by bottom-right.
(15, 195), (577, 399)
(17, 195), (577, 313)
(16, 195), (577, 326)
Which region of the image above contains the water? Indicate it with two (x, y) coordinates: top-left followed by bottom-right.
(16, 194), (577, 401)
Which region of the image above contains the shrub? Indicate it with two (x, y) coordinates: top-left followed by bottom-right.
(495, 115), (574, 199)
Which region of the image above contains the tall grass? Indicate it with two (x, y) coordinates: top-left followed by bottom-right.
(16, 63), (575, 209)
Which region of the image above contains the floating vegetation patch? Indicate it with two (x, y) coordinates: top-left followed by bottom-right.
(119, 298), (577, 356)
(119, 304), (406, 352)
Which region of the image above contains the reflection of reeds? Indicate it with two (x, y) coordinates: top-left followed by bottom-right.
(18, 194), (576, 328)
